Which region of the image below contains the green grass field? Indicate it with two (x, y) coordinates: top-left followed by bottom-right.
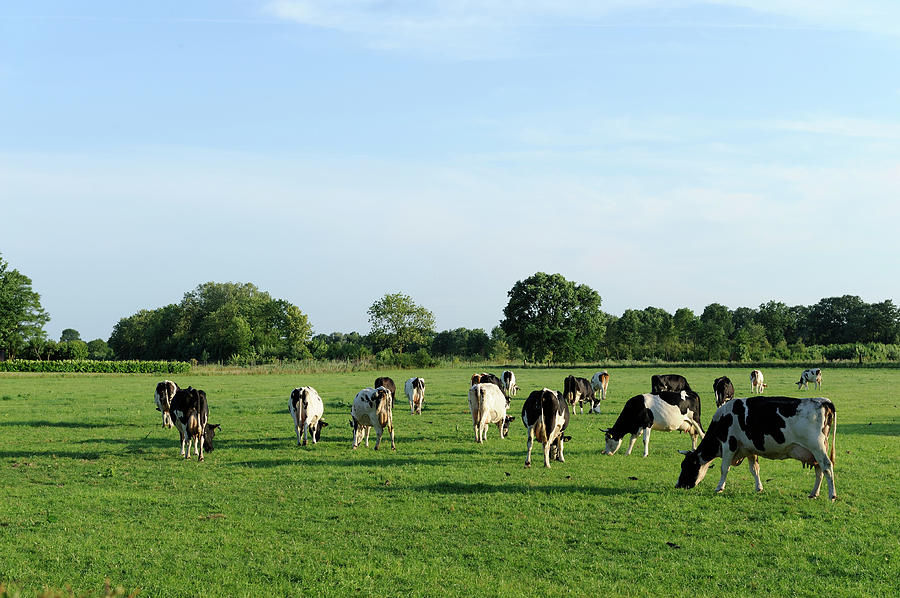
(1, 367), (898, 597)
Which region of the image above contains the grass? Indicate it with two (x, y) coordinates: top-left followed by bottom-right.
(0, 367), (898, 597)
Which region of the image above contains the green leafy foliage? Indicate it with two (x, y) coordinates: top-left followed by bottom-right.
(0, 254), (50, 359)
(0, 359), (190, 373)
(367, 292), (436, 354)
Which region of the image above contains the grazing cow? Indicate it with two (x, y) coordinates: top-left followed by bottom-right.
(169, 386), (209, 461)
(468, 383), (514, 443)
(374, 376), (396, 401)
(471, 372), (505, 391)
(676, 396), (837, 501)
(651, 374), (692, 394)
(289, 386), (326, 446)
(202, 423), (221, 452)
(601, 391), (705, 457)
(590, 371), (610, 412)
(405, 377), (426, 414)
(750, 370), (767, 394)
(563, 375), (596, 415)
(351, 386), (395, 450)
(713, 376), (735, 407)
(796, 368), (823, 390)
(521, 388), (570, 468)
(501, 370), (519, 397)
(154, 380), (178, 428)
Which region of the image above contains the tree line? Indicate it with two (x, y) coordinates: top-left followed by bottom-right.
(1, 253), (898, 365)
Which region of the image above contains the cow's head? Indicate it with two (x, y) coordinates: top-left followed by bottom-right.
(314, 420), (328, 442)
(590, 401), (602, 414)
(601, 429), (623, 455)
(471, 373), (480, 386)
(203, 423), (221, 452)
(501, 415), (515, 437)
(796, 379), (805, 389)
(675, 448), (714, 489)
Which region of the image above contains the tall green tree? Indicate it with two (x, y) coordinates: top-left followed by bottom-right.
(0, 254), (50, 359)
(367, 292), (436, 354)
(60, 328), (81, 342)
(500, 272), (604, 362)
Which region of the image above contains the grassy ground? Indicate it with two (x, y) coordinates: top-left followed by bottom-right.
(0, 367), (898, 597)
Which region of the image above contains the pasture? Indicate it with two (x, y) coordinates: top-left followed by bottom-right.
(1, 367), (898, 597)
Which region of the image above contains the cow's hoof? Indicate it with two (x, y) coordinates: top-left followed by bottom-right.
(199, 456), (204, 462)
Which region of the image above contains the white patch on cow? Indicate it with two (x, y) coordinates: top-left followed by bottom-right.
(468, 383), (510, 443)
(404, 377), (425, 415)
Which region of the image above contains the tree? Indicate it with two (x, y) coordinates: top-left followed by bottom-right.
(699, 303), (733, 360)
(500, 272), (604, 362)
(0, 254), (50, 359)
(59, 328), (81, 342)
(367, 293), (435, 354)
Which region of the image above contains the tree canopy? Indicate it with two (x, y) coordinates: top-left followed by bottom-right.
(500, 272), (604, 362)
(367, 292), (436, 354)
(0, 254), (50, 359)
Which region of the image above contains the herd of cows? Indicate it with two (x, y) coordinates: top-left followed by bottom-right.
(152, 366), (836, 501)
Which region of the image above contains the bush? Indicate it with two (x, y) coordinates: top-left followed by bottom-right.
(0, 360), (191, 374)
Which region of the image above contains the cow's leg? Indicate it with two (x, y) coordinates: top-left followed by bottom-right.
(302, 421), (309, 446)
(626, 434), (640, 455)
(388, 423), (395, 451)
(373, 423), (383, 450)
(310, 420), (318, 445)
(295, 420), (302, 446)
(714, 451), (733, 493)
(525, 428), (535, 467)
(474, 420), (481, 443)
(364, 426), (370, 447)
(747, 455), (762, 492)
(642, 428), (651, 457)
(557, 435), (565, 463)
(543, 441), (552, 468)
(810, 447), (836, 500)
(198, 430), (205, 462)
(181, 433), (189, 459)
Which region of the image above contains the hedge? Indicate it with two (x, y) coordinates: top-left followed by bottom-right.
(0, 360), (191, 374)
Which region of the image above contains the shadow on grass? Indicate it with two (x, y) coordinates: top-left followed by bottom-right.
(838, 423), (900, 436)
(0, 420), (114, 429)
(0, 449), (103, 460)
(378, 481), (634, 496)
(225, 455), (463, 468)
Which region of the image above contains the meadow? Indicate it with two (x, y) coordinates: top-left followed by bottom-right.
(0, 366), (898, 597)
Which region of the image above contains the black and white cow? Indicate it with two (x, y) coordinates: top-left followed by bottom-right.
(590, 371), (610, 412)
(750, 369), (766, 394)
(521, 388), (570, 468)
(351, 386), (395, 450)
(374, 376), (396, 401)
(154, 380), (178, 428)
(289, 386), (326, 446)
(404, 377), (426, 414)
(563, 375), (596, 415)
(796, 368), (822, 390)
(650, 374), (692, 394)
(601, 391), (705, 457)
(468, 383), (514, 443)
(169, 386), (209, 461)
(501, 370), (519, 397)
(713, 376), (735, 407)
(676, 396), (837, 500)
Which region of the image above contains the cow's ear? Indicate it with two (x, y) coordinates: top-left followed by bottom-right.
(678, 449), (691, 455)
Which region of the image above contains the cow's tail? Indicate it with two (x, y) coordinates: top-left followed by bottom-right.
(536, 392), (556, 444)
(826, 402), (837, 466)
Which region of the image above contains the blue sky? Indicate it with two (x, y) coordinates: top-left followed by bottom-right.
(2, 1), (899, 342)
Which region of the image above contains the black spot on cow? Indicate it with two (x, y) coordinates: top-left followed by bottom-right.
(728, 435), (737, 452)
(742, 396), (802, 451)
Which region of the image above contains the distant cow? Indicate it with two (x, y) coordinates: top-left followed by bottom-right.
(289, 386), (326, 446)
(154, 380), (178, 428)
(590, 371), (610, 412)
(351, 386), (395, 450)
(651, 374), (692, 394)
(796, 368), (822, 390)
(374, 377), (396, 401)
(468, 383), (514, 443)
(169, 386), (209, 461)
(713, 376), (735, 407)
(521, 388), (570, 468)
(563, 375), (596, 415)
(404, 377), (426, 414)
(601, 391), (705, 457)
(501, 370), (519, 397)
(750, 370), (767, 394)
(676, 396), (837, 501)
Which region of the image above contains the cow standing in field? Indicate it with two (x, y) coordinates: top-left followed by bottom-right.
(796, 369), (822, 390)
(169, 386), (209, 461)
(590, 371), (610, 413)
(601, 391), (705, 457)
(471, 372), (508, 406)
(650, 374), (692, 394)
(289, 386), (326, 446)
(563, 375), (596, 415)
(405, 377), (426, 414)
(374, 377), (396, 401)
(351, 386), (395, 450)
(676, 396), (837, 501)
(713, 376), (735, 407)
(502, 370), (519, 397)
(154, 380), (179, 428)
(468, 383), (514, 443)
(750, 370), (767, 394)
(522, 388), (570, 468)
